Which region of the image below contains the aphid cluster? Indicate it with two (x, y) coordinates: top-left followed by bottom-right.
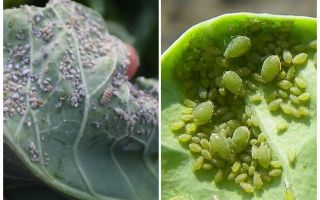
(171, 19), (316, 194)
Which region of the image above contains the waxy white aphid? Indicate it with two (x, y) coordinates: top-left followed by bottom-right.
(222, 71), (244, 96)
(192, 101), (214, 125)
(224, 36), (251, 58)
(261, 55), (281, 82)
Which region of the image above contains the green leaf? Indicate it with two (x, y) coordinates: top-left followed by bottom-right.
(161, 13), (316, 200)
(4, 0), (158, 200)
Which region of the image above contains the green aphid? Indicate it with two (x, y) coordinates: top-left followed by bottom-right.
(240, 182), (255, 193)
(294, 76), (307, 89)
(270, 160), (282, 168)
(186, 123), (197, 134)
(197, 132), (209, 139)
(248, 166), (255, 176)
(210, 133), (232, 161)
(235, 67), (252, 77)
(257, 134), (267, 143)
(277, 71), (287, 80)
(218, 87), (227, 96)
(193, 156), (204, 171)
(286, 67), (296, 80)
(189, 143), (202, 153)
(216, 107), (229, 115)
(276, 122), (288, 134)
(180, 114), (193, 122)
(192, 136), (200, 143)
(278, 89), (288, 99)
(200, 138), (211, 151)
(201, 149), (212, 160)
(171, 121), (185, 131)
(287, 149), (296, 165)
(298, 106), (310, 117)
(244, 80), (257, 91)
(292, 53), (308, 64)
(249, 139), (258, 146)
(289, 86), (302, 96)
(298, 92), (310, 102)
(269, 169), (282, 177)
(192, 101), (214, 125)
(202, 163), (213, 170)
(227, 172), (236, 181)
(234, 173), (248, 184)
(232, 126), (250, 153)
(283, 50), (293, 63)
(277, 80), (292, 90)
(261, 55), (281, 82)
(240, 154), (252, 163)
(214, 169), (224, 183)
(253, 172), (263, 189)
(268, 98), (283, 112)
(289, 94), (300, 105)
(222, 71), (245, 96)
(224, 36), (251, 58)
(280, 103), (293, 115)
(249, 94), (262, 104)
(231, 161), (241, 173)
(184, 99), (197, 108)
(257, 142), (271, 168)
(178, 134), (192, 142)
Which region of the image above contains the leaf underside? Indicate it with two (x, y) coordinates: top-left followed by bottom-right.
(4, 0), (158, 199)
(161, 13), (316, 200)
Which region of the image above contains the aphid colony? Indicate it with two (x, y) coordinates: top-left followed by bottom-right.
(171, 19), (316, 193)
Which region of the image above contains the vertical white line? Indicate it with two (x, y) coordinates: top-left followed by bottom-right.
(0, 0), (4, 198)
(158, 0), (162, 199)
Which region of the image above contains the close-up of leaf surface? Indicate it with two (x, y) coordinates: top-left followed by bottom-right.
(4, 0), (158, 199)
(161, 13), (316, 200)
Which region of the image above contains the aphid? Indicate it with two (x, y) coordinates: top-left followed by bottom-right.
(249, 94), (262, 104)
(201, 149), (212, 160)
(240, 154), (252, 163)
(287, 149), (296, 165)
(289, 87), (302, 96)
(182, 108), (193, 114)
(231, 161), (241, 173)
(192, 101), (214, 125)
(234, 173), (248, 184)
(214, 169), (224, 183)
(277, 71), (287, 80)
(193, 156), (204, 171)
(277, 80), (292, 90)
(218, 87), (227, 96)
(257, 142), (271, 168)
(268, 98), (283, 112)
(208, 88), (218, 100)
(216, 107), (229, 115)
(280, 103), (293, 115)
(276, 122), (288, 134)
(253, 172), (263, 189)
(248, 166), (255, 176)
(261, 55), (281, 82)
(189, 143), (202, 153)
(221, 71), (245, 96)
(232, 126), (250, 153)
(171, 121), (185, 131)
(257, 134), (266, 143)
(227, 172), (236, 180)
(210, 133), (232, 161)
(235, 67), (252, 77)
(244, 80), (257, 91)
(180, 114), (193, 122)
(242, 163), (250, 170)
(200, 138), (210, 150)
(270, 160), (282, 168)
(298, 106), (310, 117)
(298, 92), (310, 102)
(178, 134), (192, 142)
(100, 88), (113, 104)
(197, 132), (208, 139)
(224, 36), (251, 58)
(286, 67), (296, 80)
(202, 163), (213, 170)
(283, 50), (292, 63)
(269, 169), (282, 177)
(292, 53), (308, 64)
(186, 123), (197, 134)
(240, 182), (254, 193)
(184, 99), (197, 108)
(249, 139), (258, 146)
(289, 94), (300, 105)
(191, 136), (200, 143)
(294, 77), (307, 89)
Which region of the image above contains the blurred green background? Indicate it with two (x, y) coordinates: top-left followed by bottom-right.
(4, 0), (158, 79)
(162, 0), (316, 53)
